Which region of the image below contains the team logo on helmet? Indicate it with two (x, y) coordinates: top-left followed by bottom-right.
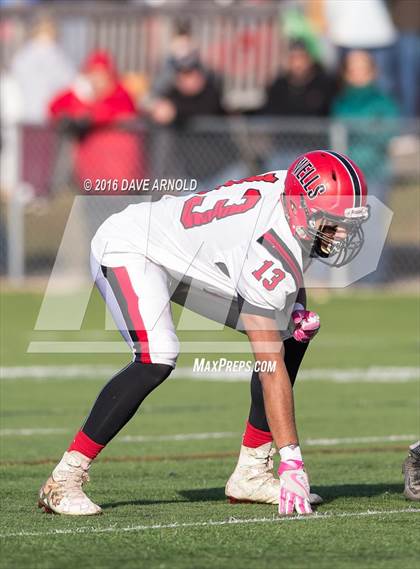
(292, 157), (326, 200)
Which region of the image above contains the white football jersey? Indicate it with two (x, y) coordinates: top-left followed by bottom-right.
(91, 171), (304, 319)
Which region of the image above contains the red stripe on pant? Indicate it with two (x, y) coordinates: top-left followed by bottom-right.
(112, 266), (152, 364)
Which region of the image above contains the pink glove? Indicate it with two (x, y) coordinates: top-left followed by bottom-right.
(279, 460), (312, 516)
(292, 309), (320, 343)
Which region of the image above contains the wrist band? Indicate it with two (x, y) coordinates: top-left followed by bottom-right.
(279, 444), (302, 463)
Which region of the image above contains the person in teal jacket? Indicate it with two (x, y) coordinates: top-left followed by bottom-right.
(332, 50), (400, 283)
(332, 50), (399, 191)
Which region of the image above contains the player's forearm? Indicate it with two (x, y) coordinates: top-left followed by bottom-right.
(259, 357), (298, 449)
(241, 312), (300, 449)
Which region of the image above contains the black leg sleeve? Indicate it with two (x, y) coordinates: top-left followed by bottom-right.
(248, 337), (309, 432)
(82, 362), (173, 445)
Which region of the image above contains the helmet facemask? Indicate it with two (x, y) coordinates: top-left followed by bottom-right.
(292, 196), (370, 268)
(308, 215), (367, 268)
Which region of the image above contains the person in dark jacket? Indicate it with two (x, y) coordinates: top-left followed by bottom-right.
(150, 53), (235, 185)
(151, 53), (225, 125)
(262, 40), (335, 117)
(258, 40), (336, 173)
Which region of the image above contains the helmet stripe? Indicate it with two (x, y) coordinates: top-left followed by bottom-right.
(326, 151), (362, 208)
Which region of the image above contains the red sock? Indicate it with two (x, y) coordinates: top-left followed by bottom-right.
(68, 431), (104, 460)
(242, 421), (273, 448)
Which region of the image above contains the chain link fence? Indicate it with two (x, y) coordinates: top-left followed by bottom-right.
(1, 117), (419, 285)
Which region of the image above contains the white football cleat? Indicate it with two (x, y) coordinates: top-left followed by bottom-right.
(225, 443), (323, 506)
(38, 451), (102, 515)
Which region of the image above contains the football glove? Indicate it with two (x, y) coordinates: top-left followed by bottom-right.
(278, 460), (312, 515)
(292, 308), (320, 343)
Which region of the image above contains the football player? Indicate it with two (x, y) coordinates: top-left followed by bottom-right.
(402, 441), (420, 501)
(39, 150), (369, 516)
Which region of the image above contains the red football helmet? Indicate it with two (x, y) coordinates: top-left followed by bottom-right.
(283, 150), (370, 267)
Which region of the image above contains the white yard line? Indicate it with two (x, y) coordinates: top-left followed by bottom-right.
(119, 432), (237, 443)
(0, 508), (418, 539)
(0, 429), (416, 447)
(0, 365), (119, 380)
(304, 434), (418, 446)
(0, 428), (68, 436)
(1, 365), (419, 383)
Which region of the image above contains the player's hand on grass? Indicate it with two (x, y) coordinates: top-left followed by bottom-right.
(292, 308), (320, 343)
(278, 460), (313, 516)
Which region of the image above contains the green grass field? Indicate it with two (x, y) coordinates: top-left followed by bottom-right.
(0, 289), (419, 569)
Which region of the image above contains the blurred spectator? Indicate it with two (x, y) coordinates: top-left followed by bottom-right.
(151, 53), (225, 125)
(324, 0), (397, 96)
(10, 16), (75, 124)
(261, 39), (335, 117)
(388, 0), (420, 117)
(49, 50), (145, 189)
(332, 50), (399, 184)
(152, 20), (197, 98)
(47, 50), (145, 280)
(258, 39), (335, 173)
(150, 51), (233, 186)
(332, 50), (399, 283)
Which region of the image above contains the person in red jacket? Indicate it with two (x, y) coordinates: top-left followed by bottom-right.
(49, 50), (145, 190)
